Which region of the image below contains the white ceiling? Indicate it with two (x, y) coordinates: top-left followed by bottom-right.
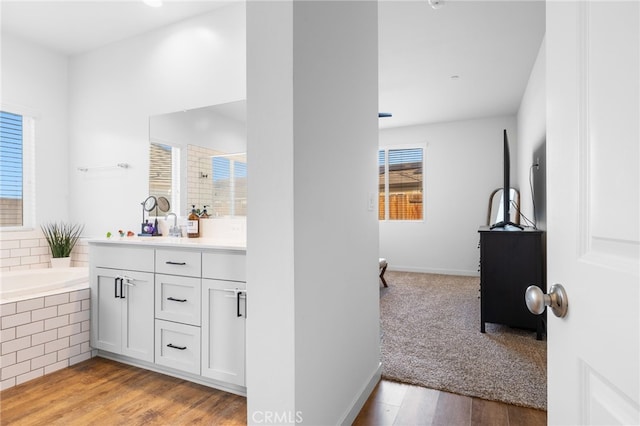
(0, 0), (545, 129)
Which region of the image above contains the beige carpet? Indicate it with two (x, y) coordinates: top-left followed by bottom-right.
(380, 271), (547, 411)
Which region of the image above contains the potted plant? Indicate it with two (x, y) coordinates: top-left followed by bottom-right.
(40, 222), (84, 268)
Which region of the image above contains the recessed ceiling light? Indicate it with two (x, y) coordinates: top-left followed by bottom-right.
(143, 0), (163, 7)
(428, 0), (445, 10)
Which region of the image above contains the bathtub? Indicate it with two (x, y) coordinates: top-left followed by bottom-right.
(0, 266), (92, 390)
(1, 267), (89, 303)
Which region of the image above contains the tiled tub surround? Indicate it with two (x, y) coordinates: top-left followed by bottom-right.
(0, 287), (92, 390)
(0, 229), (89, 272)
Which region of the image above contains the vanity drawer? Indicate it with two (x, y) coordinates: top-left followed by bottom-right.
(202, 251), (246, 282)
(155, 319), (201, 375)
(156, 249), (201, 277)
(155, 274), (201, 326)
(90, 245), (154, 272)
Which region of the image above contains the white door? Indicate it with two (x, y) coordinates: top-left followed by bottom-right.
(546, 1), (639, 424)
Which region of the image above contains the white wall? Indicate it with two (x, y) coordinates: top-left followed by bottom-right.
(516, 37), (546, 230)
(379, 116), (517, 275)
(1, 34), (69, 225)
(67, 4), (245, 236)
(247, 1), (380, 424)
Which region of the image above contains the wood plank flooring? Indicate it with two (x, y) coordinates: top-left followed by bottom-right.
(0, 357), (546, 425)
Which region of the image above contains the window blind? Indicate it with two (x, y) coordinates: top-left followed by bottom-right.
(0, 111), (24, 226)
(379, 147), (424, 221)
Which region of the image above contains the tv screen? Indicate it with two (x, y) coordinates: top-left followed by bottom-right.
(490, 129), (523, 230)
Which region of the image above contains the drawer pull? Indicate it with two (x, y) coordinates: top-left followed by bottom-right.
(167, 343), (187, 350)
(165, 261), (187, 265)
(167, 297), (187, 303)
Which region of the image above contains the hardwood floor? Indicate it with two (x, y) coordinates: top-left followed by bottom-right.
(353, 380), (547, 426)
(0, 357), (546, 425)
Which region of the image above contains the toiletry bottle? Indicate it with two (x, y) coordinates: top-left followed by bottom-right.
(200, 205), (210, 219)
(187, 205), (200, 238)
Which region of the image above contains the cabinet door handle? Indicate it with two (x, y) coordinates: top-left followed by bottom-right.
(167, 343), (187, 350)
(119, 278), (125, 299)
(167, 297), (187, 303)
(114, 277), (121, 298)
(165, 261), (186, 265)
(237, 291), (244, 318)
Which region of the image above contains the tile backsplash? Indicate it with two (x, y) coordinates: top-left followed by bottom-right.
(0, 229), (89, 272)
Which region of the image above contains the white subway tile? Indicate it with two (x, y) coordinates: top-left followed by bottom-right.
(1, 352), (16, 368)
(0, 249), (11, 259)
(45, 293), (69, 307)
(16, 368), (43, 385)
(31, 329), (57, 346)
(58, 323), (81, 338)
(45, 337), (69, 354)
(68, 310), (90, 325)
(2, 311), (31, 329)
(81, 300), (90, 311)
(69, 351), (91, 366)
(10, 248), (30, 258)
(31, 352), (57, 370)
(16, 297), (44, 313)
(10, 265), (30, 271)
(0, 257), (21, 268)
(81, 320), (90, 333)
(16, 320), (44, 338)
(44, 315), (69, 331)
(20, 239), (39, 249)
(69, 289), (90, 302)
(57, 344), (80, 361)
(1, 377), (16, 391)
(0, 327), (16, 342)
(30, 247), (48, 256)
(58, 301), (81, 316)
(80, 342), (91, 353)
(1, 360), (30, 380)
(44, 359), (67, 375)
(31, 306), (57, 321)
(1, 336), (30, 355)
(0, 303), (17, 317)
(16, 344), (44, 362)
(0, 240), (20, 250)
(69, 331), (90, 347)
(20, 256), (41, 265)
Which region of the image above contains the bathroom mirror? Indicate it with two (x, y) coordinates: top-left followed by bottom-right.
(149, 100), (246, 217)
(487, 188), (520, 226)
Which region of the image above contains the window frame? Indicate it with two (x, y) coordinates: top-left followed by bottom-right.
(378, 143), (426, 222)
(0, 108), (36, 230)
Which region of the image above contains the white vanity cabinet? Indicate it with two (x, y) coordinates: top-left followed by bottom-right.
(201, 251), (247, 387)
(90, 240), (247, 395)
(90, 246), (155, 363)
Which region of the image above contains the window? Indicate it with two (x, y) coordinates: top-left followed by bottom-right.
(149, 142), (180, 215)
(379, 146), (424, 221)
(211, 154), (247, 217)
(0, 111), (34, 228)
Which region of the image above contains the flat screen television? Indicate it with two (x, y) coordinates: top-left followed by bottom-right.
(490, 129), (523, 230)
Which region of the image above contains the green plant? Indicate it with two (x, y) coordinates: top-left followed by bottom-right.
(40, 222), (84, 258)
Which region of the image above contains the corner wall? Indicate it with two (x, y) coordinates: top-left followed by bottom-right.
(379, 116), (517, 275)
(516, 37), (547, 231)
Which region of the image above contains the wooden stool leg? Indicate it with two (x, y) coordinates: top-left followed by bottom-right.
(379, 265), (388, 287)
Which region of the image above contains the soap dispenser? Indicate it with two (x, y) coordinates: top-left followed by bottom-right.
(200, 205), (210, 219)
(187, 205), (200, 238)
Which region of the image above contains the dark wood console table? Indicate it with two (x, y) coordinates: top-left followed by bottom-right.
(478, 226), (545, 339)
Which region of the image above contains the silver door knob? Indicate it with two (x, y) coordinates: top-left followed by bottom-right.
(525, 284), (568, 318)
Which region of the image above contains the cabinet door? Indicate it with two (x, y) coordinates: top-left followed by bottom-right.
(92, 267), (122, 353)
(121, 270), (155, 362)
(201, 279), (246, 386)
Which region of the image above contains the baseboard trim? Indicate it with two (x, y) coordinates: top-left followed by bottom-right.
(387, 265), (479, 277)
(339, 362), (382, 426)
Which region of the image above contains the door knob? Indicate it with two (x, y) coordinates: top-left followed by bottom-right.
(525, 284), (568, 318)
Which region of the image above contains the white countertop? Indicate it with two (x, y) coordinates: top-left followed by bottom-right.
(88, 236), (246, 251)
